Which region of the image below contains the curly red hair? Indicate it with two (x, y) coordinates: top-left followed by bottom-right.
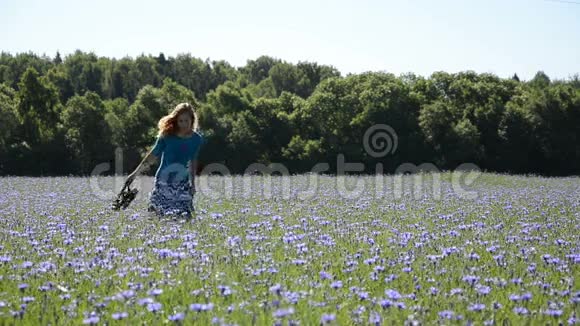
(157, 102), (199, 137)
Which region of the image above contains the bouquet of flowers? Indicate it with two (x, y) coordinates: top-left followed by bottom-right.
(112, 178), (139, 210)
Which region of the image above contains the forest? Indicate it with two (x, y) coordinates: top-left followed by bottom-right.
(0, 50), (579, 176)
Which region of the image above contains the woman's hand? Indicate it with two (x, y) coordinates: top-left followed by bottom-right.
(126, 170), (138, 185)
(126, 151), (158, 186)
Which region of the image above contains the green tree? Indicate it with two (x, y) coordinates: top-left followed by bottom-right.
(419, 100), (482, 167)
(0, 83), (18, 151)
(61, 92), (114, 174)
(269, 62), (308, 97)
(64, 50), (104, 96)
(104, 97), (131, 148)
(529, 71), (551, 89)
(158, 78), (197, 111)
(45, 66), (74, 104)
(15, 67), (61, 145)
(241, 56), (280, 85)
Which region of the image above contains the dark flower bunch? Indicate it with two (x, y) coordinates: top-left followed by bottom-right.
(112, 179), (139, 211)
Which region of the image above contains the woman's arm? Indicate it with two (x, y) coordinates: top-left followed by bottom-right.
(128, 150), (160, 183)
(188, 159), (198, 193)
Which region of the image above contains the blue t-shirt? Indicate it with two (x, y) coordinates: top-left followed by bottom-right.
(151, 131), (206, 183)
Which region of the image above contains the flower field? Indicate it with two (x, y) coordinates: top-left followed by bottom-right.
(0, 173), (578, 325)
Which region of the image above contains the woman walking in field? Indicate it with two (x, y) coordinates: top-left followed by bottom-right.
(127, 102), (206, 218)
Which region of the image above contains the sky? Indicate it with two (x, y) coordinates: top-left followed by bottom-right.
(1, 0), (579, 80)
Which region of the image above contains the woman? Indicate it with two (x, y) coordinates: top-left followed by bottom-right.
(127, 102), (206, 218)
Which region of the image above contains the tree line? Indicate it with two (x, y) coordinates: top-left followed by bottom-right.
(0, 50), (579, 176)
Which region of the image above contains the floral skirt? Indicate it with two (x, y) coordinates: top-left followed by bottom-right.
(148, 178), (194, 217)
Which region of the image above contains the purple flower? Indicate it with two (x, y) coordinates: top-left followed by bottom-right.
(169, 312), (185, 321)
(358, 291), (369, 300)
(147, 302), (162, 312)
(380, 299), (393, 308)
(559, 290), (570, 297)
(513, 307), (529, 315)
(468, 303), (485, 312)
(476, 285), (491, 295)
(320, 271), (332, 280)
(522, 292), (532, 301)
(270, 284), (282, 295)
(369, 311), (381, 324)
(541, 283), (551, 290)
(22, 297), (34, 303)
(511, 278), (523, 285)
(486, 245), (499, 253)
(18, 283), (28, 291)
(469, 252), (480, 260)
(321, 313), (336, 324)
(190, 303), (213, 312)
(83, 316), (99, 325)
(571, 291), (580, 304)
(148, 289), (163, 296)
(120, 290), (135, 299)
(543, 309), (563, 317)
(450, 288), (463, 296)
(38, 285), (50, 292)
(509, 294), (521, 301)
(353, 305), (366, 315)
(273, 307), (294, 318)
(138, 297), (154, 306)
(218, 285), (233, 296)
(385, 274), (397, 283)
(442, 246), (459, 256)
(385, 289), (402, 300)
(331, 280), (342, 289)
(462, 275), (480, 286)
(438, 310), (454, 319)
(112, 312), (128, 320)
(0, 255), (12, 263)
(284, 292), (300, 304)
(272, 215), (282, 221)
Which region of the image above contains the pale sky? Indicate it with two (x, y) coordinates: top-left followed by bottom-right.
(1, 0), (579, 80)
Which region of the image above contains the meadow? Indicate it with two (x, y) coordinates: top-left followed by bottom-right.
(0, 173), (578, 325)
